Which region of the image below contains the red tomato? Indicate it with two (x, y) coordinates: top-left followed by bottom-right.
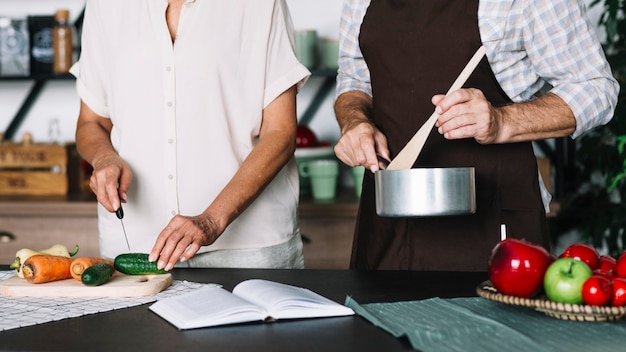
(582, 275), (613, 306)
(612, 277), (626, 307)
(560, 243), (600, 271)
(615, 252), (626, 278)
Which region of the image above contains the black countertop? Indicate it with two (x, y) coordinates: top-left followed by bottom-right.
(0, 267), (487, 352)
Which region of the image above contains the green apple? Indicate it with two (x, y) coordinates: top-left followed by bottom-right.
(543, 257), (592, 304)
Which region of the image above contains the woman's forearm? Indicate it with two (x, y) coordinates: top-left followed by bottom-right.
(201, 87), (298, 232)
(75, 101), (116, 168)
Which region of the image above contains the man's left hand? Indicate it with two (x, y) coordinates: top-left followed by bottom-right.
(432, 88), (502, 144)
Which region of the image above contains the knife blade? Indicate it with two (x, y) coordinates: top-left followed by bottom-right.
(115, 205), (131, 252)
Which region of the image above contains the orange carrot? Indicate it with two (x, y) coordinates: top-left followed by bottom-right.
(70, 257), (115, 281)
(22, 254), (73, 284)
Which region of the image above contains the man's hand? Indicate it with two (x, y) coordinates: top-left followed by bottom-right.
(432, 89), (576, 144)
(334, 121), (389, 172)
(432, 88), (502, 144)
(334, 91), (390, 172)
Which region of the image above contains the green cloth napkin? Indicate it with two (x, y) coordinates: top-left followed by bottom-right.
(345, 296), (626, 352)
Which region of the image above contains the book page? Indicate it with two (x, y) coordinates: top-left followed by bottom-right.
(149, 285), (267, 329)
(232, 279), (354, 320)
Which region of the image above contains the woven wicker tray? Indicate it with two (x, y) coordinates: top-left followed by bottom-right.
(476, 280), (626, 322)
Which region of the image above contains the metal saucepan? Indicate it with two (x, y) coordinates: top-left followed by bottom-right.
(375, 167), (476, 217)
(372, 47), (485, 217)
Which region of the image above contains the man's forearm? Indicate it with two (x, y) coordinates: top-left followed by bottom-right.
(334, 90), (374, 134)
(496, 93), (576, 143)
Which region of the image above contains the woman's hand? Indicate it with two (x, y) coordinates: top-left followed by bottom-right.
(149, 213), (221, 270)
(89, 153), (132, 212)
(76, 100), (132, 213)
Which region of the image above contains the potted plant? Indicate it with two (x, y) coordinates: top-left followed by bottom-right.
(551, 0), (625, 257)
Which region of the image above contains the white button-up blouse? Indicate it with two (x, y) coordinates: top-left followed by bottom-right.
(72, 0), (310, 259)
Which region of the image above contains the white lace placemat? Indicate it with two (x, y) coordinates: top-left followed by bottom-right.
(0, 271), (213, 331)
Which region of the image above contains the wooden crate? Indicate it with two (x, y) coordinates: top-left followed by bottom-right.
(0, 141), (68, 196)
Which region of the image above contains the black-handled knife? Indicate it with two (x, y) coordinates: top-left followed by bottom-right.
(116, 204), (131, 252)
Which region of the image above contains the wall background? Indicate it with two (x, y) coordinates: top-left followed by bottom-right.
(0, 0), (344, 144)
(0, 0), (604, 147)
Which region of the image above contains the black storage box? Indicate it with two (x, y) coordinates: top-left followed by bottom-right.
(28, 15), (54, 76)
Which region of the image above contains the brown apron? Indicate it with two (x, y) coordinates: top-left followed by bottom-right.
(352, 0), (549, 271)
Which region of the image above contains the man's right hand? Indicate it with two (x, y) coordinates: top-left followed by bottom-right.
(334, 121), (389, 173)
(334, 91), (390, 173)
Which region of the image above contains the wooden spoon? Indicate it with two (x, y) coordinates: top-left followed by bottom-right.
(386, 46), (487, 170)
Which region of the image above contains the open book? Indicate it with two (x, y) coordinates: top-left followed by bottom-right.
(149, 279), (354, 329)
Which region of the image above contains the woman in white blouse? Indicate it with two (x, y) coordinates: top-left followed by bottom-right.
(73, 0), (310, 270)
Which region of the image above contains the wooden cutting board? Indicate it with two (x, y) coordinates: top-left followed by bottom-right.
(0, 272), (172, 298)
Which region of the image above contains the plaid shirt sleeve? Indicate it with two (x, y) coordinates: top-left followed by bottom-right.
(528, 0), (619, 139)
(335, 0), (372, 99)
(481, 0), (619, 139)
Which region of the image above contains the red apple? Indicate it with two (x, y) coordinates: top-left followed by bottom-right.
(615, 252), (626, 278)
(560, 243), (600, 271)
(612, 277), (626, 306)
(582, 275), (613, 306)
(595, 255), (617, 278)
(488, 238), (553, 298)
(296, 125), (319, 148)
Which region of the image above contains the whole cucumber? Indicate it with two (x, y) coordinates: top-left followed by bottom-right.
(114, 253), (168, 275)
(81, 262), (114, 286)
